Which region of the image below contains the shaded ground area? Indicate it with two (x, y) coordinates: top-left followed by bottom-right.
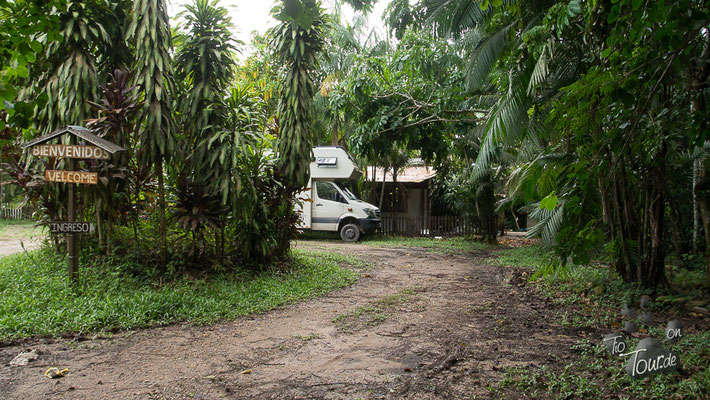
(0, 240), (588, 399)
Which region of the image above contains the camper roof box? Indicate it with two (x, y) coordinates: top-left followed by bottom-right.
(310, 146), (362, 180)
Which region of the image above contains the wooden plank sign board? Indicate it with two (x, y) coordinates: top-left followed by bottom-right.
(50, 222), (93, 233)
(45, 170), (98, 184)
(31, 144), (110, 160)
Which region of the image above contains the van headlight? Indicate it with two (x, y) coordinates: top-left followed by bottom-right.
(363, 208), (377, 218)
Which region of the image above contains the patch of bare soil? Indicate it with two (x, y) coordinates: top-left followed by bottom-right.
(0, 237), (42, 257)
(0, 240), (591, 399)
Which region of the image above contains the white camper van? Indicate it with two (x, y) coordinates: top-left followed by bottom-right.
(295, 147), (381, 242)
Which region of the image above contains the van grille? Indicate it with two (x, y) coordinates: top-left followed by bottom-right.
(375, 210), (380, 218)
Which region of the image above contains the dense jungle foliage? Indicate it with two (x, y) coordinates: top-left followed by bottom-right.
(0, 0), (709, 293)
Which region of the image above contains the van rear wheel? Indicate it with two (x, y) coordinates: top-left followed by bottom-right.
(340, 223), (361, 242)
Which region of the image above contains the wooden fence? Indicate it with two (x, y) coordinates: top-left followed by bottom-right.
(377, 215), (478, 237)
(0, 204), (24, 219)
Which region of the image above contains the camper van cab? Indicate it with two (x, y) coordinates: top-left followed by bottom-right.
(295, 147), (381, 242)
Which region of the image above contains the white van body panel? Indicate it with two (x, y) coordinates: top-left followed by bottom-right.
(295, 147), (380, 237)
(309, 146), (362, 180)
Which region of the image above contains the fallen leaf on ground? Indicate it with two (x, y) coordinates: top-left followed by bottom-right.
(45, 367), (68, 379)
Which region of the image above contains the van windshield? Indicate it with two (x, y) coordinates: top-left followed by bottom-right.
(336, 183), (359, 201)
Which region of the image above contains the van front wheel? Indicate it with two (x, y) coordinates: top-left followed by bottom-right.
(340, 223), (361, 242)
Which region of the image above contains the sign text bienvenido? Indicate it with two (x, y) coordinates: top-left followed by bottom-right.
(45, 170), (98, 185)
(31, 144), (110, 160)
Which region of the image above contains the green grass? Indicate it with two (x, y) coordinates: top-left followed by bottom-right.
(0, 247), (359, 342)
(297, 232), (493, 255)
(487, 244), (710, 399)
(488, 245), (548, 269)
(298, 231), (491, 253)
(361, 236), (491, 253)
(0, 219), (45, 240)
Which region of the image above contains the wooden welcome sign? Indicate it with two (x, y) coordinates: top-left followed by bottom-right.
(21, 125), (124, 283)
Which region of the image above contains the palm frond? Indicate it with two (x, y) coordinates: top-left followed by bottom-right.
(465, 21), (515, 91)
(527, 38), (554, 96)
(423, 0), (511, 38)
(685, 140), (710, 162)
(473, 71), (528, 177)
(527, 200), (565, 245)
(455, 26), (484, 52)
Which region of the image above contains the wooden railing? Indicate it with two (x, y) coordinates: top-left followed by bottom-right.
(377, 215), (478, 237)
(0, 204), (24, 219)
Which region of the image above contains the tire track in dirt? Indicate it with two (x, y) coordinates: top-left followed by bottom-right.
(0, 241), (585, 399)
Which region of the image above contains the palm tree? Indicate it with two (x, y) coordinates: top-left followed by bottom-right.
(271, 0), (327, 191)
(171, 0), (243, 262)
(174, 0), (240, 169)
(424, 0), (585, 172)
(270, 0), (327, 255)
(423, 0), (586, 223)
(126, 0), (177, 261)
(37, 0), (120, 132)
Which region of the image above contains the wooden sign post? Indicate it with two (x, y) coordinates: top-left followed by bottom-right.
(22, 126), (124, 284)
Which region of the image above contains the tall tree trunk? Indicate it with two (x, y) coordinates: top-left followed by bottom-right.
(341, 113), (349, 152)
(646, 187), (668, 288)
(667, 195), (687, 256)
(693, 34), (710, 281)
(599, 176), (611, 226)
(697, 165), (710, 282)
(392, 166), (398, 218)
(378, 167), (387, 211)
(645, 143), (668, 288)
(217, 217), (225, 264)
(106, 218), (112, 256)
(331, 113), (339, 146)
(639, 176), (650, 283)
(693, 159), (702, 254)
(157, 159), (167, 264)
(611, 158), (634, 282)
(511, 205), (521, 231)
(476, 176), (497, 244)
(369, 165), (377, 205)
(132, 177), (139, 244)
(96, 206), (104, 250)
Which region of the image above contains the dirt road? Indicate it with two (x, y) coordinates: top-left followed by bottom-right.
(0, 238), (39, 257)
(0, 240), (586, 399)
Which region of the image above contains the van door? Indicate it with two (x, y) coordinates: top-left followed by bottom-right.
(312, 181), (348, 231)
